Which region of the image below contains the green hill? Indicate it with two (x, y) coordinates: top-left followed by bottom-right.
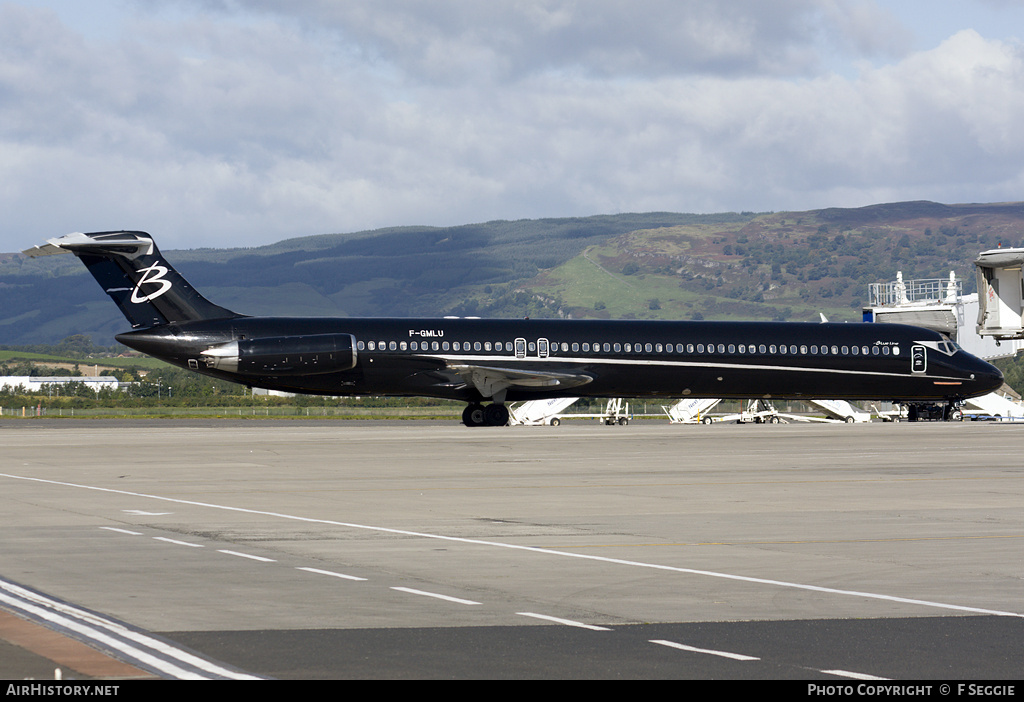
(3, 202), (1023, 345)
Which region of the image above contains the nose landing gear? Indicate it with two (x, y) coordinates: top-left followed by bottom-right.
(462, 403), (510, 427)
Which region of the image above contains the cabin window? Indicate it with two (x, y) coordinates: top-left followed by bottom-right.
(851, 346), (858, 355)
(779, 345), (787, 354)
(442, 342), (450, 351)
(529, 342), (536, 352)
(727, 344), (736, 353)
(602, 343), (610, 352)
(367, 341), (376, 350)
(687, 344), (694, 353)
(613, 343), (621, 352)
(800, 345), (807, 354)
(861, 346), (869, 355)
(453, 342), (461, 351)
(572, 342), (579, 352)
(759, 344), (766, 353)
(717, 344), (725, 353)
(357, 341), (365, 350)
(624, 343), (632, 353)
(400, 341), (408, 351)
(644, 343), (652, 352)
(830, 345), (838, 354)
(810, 345), (817, 354)
(484, 342), (492, 351)
(841, 345), (848, 354)
(697, 344), (704, 353)
(872, 346), (879, 355)
(474, 341), (482, 351)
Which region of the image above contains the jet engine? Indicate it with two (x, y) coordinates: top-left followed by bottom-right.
(200, 333), (356, 376)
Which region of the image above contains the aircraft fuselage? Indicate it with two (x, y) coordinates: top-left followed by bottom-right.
(116, 316), (1003, 403)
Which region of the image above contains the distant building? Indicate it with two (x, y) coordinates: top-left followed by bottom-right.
(0, 376), (123, 393)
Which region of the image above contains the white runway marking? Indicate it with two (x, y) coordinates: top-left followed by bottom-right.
(822, 669), (890, 680)
(153, 537), (204, 548)
(5, 472), (1022, 619)
(391, 587), (481, 605)
(0, 577), (260, 680)
(99, 527), (142, 536)
(297, 567), (367, 581)
(217, 549), (276, 563)
(650, 639), (759, 661)
(517, 612), (611, 630)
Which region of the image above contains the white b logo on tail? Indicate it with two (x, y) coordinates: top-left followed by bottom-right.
(131, 262), (173, 303)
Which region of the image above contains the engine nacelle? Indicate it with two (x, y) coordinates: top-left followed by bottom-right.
(200, 333), (357, 376)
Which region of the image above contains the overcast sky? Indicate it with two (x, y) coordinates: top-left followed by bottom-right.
(4, 0), (1024, 252)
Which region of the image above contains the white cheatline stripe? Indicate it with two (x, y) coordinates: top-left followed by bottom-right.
(517, 612), (611, 631)
(391, 587), (481, 605)
(822, 669), (890, 681)
(0, 578), (260, 680)
(4, 472), (1021, 620)
(650, 639), (759, 661)
(296, 567), (367, 581)
(427, 352), (963, 381)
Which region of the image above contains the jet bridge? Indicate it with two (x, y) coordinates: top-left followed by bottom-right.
(975, 247), (1024, 341)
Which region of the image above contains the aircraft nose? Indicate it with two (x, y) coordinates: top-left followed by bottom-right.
(972, 361), (1004, 396)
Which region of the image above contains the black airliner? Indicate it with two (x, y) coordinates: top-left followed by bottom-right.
(25, 231), (1003, 425)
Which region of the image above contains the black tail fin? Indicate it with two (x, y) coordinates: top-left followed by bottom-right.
(23, 231), (240, 328)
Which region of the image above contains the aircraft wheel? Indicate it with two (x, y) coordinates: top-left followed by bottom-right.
(462, 404), (486, 427)
(947, 409), (963, 422)
(483, 403), (510, 427)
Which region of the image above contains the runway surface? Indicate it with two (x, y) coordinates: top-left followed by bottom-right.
(0, 419), (1021, 679)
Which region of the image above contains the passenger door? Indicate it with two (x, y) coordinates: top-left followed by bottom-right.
(911, 345), (927, 374)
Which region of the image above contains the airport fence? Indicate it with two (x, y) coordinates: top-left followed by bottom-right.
(0, 404), (463, 419)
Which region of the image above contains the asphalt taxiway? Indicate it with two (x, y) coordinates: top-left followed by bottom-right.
(1, 419), (1021, 679)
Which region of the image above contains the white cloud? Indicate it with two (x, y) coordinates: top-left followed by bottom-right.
(2, 2), (1024, 252)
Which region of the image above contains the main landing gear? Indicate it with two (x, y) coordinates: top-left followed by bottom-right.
(905, 400), (964, 422)
(462, 403), (510, 427)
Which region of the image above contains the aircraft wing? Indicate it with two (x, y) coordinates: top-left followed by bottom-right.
(447, 363), (593, 400)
